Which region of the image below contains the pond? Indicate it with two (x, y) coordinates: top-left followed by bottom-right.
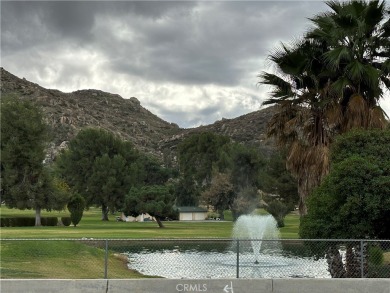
(123, 241), (330, 279)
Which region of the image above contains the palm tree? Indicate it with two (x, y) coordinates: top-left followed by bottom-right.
(307, 0), (389, 130)
(259, 0), (389, 216)
(260, 38), (336, 215)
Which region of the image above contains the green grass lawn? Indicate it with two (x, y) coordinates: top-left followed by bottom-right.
(0, 206), (300, 279)
(0, 206), (300, 239)
(1, 239), (155, 279)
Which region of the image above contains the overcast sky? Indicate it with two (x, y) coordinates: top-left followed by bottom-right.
(2, 1), (389, 128)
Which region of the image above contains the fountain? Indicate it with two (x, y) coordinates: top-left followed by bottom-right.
(232, 214), (280, 264)
(124, 213), (330, 278)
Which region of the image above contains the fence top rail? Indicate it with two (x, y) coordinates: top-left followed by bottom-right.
(1, 238), (389, 242)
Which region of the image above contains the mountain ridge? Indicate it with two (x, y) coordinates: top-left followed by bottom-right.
(0, 67), (275, 164)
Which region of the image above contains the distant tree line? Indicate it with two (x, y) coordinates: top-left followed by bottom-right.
(175, 132), (298, 222)
(1, 95), (297, 227)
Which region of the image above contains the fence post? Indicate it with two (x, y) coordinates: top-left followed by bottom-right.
(236, 239), (239, 279)
(104, 239), (108, 279)
(360, 240), (364, 278)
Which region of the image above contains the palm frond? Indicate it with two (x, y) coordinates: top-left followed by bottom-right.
(333, 14), (358, 30)
(365, 0), (385, 28)
(323, 47), (352, 70)
(262, 98), (289, 106)
(330, 76), (353, 97)
(362, 64), (380, 92)
(349, 0), (367, 16)
(258, 72), (294, 103)
(325, 1), (343, 14)
(345, 60), (365, 84)
(266, 104), (303, 145)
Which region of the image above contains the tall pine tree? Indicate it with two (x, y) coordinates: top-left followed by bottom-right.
(1, 96), (66, 225)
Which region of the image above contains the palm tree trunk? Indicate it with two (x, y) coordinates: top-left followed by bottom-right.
(297, 178), (308, 216)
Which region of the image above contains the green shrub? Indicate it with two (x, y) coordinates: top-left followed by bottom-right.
(207, 211), (219, 219)
(369, 246), (384, 266)
(61, 217), (72, 226)
(68, 194), (85, 227)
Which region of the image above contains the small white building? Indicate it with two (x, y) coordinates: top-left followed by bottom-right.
(177, 206), (208, 221)
(118, 213), (154, 222)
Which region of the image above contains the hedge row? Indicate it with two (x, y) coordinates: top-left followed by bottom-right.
(0, 216), (63, 227)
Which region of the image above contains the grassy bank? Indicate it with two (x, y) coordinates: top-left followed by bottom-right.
(1, 239), (153, 279)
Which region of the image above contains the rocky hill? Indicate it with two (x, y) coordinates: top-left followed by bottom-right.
(0, 68), (275, 164)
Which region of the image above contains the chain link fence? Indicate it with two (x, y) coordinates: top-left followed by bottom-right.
(1, 239), (389, 279)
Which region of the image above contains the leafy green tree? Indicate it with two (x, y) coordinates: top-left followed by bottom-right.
(300, 129), (390, 277)
(174, 176), (200, 206)
(264, 200), (289, 228)
(229, 143), (265, 191)
(132, 154), (175, 186)
(1, 96), (66, 226)
(201, 172), (235, 219)
(56, 128), (139, 220)
(178, 132), (231, 185)
(87, 154), (132, 220)
(176, 132), (231, 205)
(228, 144), (265, 219)
(67, 193), (85, 227)
(260, 150), (298, 208)
(123, 185), (176, 228)
(301, 156), (390, 238)
(259, 0), (389, 215)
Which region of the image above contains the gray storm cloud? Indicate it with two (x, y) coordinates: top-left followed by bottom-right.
(3, 1), (357, 128)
